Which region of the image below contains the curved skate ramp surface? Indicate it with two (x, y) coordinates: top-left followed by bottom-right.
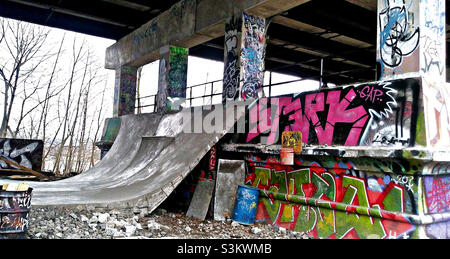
(0, 107), (245, 213)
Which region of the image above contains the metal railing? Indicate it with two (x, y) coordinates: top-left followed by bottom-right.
(135, 94), (157, 114)
(185, 79), (223, 107)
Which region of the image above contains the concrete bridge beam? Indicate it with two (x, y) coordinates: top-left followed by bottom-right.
(104, 0), (310, 70)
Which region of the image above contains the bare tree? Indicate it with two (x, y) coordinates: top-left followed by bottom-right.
(52, 38), (85, 175)
(0, 19), (51, 137)
(1, 18), (113, 176)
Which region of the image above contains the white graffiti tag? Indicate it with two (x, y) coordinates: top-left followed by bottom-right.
(0, 140), (39, 169)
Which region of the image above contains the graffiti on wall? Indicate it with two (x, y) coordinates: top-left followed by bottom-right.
(245, 155), (417, 239)
(168, 46), (188, 98)
(423, 162), (450, 239)
(114, 66), (137, 116)
(379, 0), (420, 68)
(223, 15), (242, 103)
(422, 80), (450, 147)
(241, 13), (266, 100)
(420, 0), (446, 79)
(222, 13), (266, 102)
(245, 78), (422, 147)
(0, 139), (43, 171)
(157, 46), (188, 112)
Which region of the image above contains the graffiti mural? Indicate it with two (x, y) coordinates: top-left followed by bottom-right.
(168, 46), (188, 98)
(223, 15), (243, 103)
(244, 154), (421, 239)
(0, 139), (43, 171)
(245, 78), (422, 147)
(157, 46), (188, 112)
(114, 66), (137, 117)
(222, 12), (266, 102)
(379, 0), (420, 68)
(420, 0), (446, 79)
(423, 162), (450, 239)
(241, 13), (266, 100)
(422, 79), (450, 147)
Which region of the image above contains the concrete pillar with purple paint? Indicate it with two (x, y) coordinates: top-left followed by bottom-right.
(113, 66), (138, 117)
(223, 12), (267, 103)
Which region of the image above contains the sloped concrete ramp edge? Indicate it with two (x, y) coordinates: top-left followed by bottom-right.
(0, 107), (245, 214)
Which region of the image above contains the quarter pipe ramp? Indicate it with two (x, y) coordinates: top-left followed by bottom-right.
(0, 107), (245, 214)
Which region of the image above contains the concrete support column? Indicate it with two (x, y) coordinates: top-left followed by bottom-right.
(157, 45), (189, 113)
(377, 0), (446, 82)
(113, 66), (138, 117)
(223, 12), (266, 103)
(377, 0), (449, 147)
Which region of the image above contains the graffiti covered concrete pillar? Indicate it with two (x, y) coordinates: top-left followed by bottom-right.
(377, 0), (446, 82)
(377, 0), (449, 148)
(157, 45), (189, 113)
(223, 12), (266, 103)
(113, 66), (138, 117)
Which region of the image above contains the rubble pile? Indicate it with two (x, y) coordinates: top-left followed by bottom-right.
(26, 206), (313, 239)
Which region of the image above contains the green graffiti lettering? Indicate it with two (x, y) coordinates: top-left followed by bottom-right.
(294, 205), (317, 233)
(288, 169), (310, 197)
(312, 172), (335, 202)
(253, 168), (270, 188)
(261, 197), (282, 224)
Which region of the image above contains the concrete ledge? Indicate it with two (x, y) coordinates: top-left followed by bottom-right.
(221, 143), (450, 162)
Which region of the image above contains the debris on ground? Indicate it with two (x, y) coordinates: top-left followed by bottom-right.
(26, 206), (314, 239)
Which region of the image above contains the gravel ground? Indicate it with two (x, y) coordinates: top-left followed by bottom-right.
(24, 206), (314, 239)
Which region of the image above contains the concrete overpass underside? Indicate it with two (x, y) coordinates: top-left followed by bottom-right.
(2, 0), (449, 84)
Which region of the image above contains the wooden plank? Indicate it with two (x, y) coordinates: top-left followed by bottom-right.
(0, 157), (48, 179)
(345, 0), (377, 12)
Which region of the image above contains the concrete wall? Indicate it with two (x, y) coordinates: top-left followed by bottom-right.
(244, 153), (449, 239)
(241, 77), (426, 147)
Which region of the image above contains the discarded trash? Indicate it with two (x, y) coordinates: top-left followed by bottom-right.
(186, 179), (215, 220)
(213, 160), (245, 221)
(281, 131), (302, 154)
(0, 186), (32, 239)
(2, 182), (29, 191)
(232, 185), (260, 225)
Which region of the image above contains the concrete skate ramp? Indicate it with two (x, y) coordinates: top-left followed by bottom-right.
(0, 107), (245, 212)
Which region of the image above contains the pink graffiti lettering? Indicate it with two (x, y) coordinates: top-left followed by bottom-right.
(247, 90), (369, 146)
(359, 85), (384, 103)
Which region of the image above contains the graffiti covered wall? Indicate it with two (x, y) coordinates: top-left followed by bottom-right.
(244, 78), (424, 147)
(244, 154), (449, 239)
(113, 66), (137, 117)
(223, 12), (266, 102)
(377, 0), (446, 81)
(157, 46), (188, 112)
(423, 163), (450, 238)
(377, 0), (421, 79)
(0, 138), (43, 171)
(223, 15), (243, 103)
